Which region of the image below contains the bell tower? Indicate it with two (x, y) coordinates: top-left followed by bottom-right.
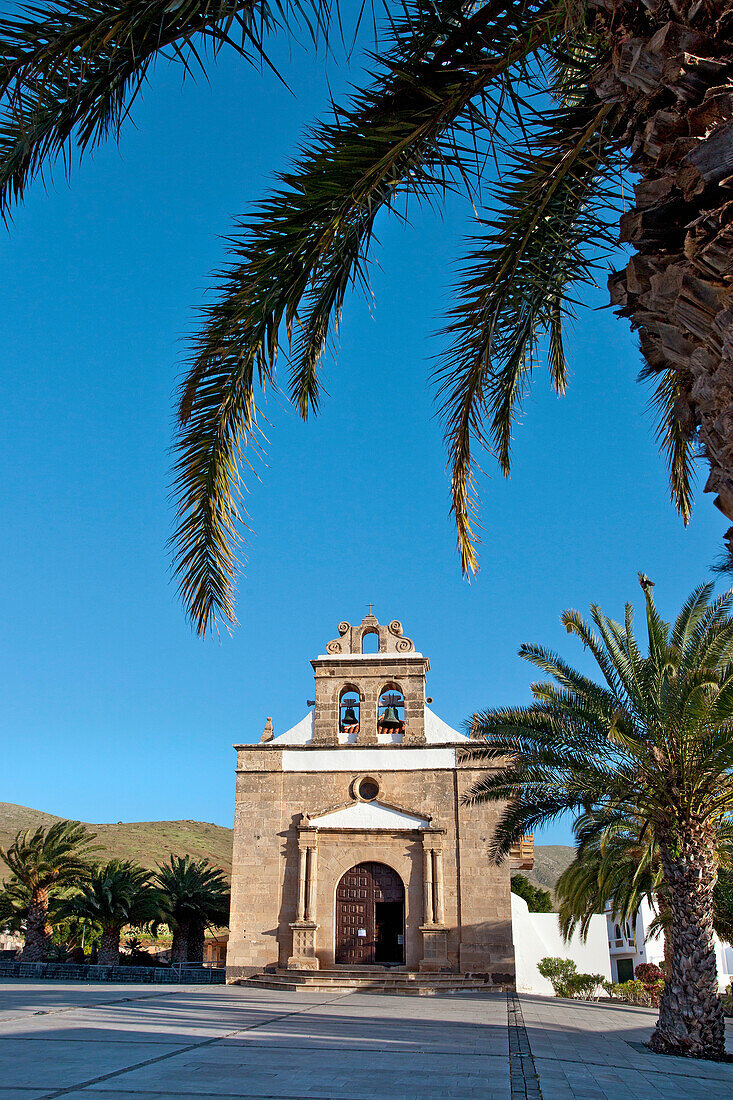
(311, 613), (429, 745)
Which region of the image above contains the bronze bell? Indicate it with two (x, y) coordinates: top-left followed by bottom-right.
(342, 706), (358, 725)
(379, 705), (402, 729)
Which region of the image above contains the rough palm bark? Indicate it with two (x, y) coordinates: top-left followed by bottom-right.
(593, 0), (733, 547)
(98, 926), (122, 967)
(651, 822), (724, 1058)
(21, 887), (51, 961)
(187, 921), (205, 965)
(170, 922), (190, 966)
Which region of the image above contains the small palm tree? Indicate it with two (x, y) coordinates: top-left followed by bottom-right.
(2, 1), (732, 632)
(558, 813), (733, 977)
(56, 859), (161, 966)
(154, 856), (229, 965)
(467, 578), (733, 1060)
(0, 821), (97, 961)
(0, 877), (32, 935)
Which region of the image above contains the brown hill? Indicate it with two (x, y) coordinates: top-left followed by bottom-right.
(0, 803), (233, 877)
(526, 844), (576, 896)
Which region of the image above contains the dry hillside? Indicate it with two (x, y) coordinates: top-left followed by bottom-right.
(525, 845), (575, 894)
(0, 803), (233, 877)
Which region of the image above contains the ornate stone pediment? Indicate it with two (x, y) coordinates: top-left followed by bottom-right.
(324, 614), (416, 656)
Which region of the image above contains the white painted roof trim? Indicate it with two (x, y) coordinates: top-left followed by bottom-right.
(272, 710), (314, 745)
(282, 747), (458, 771)
(270, 705), (468, 746)
(424, 707), (470, 744)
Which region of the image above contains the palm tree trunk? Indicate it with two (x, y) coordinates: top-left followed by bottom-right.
(187, 921), (205, 965)
(650, 823), (724, 1059)
(170, 921), (190, 966)
(97, 926), (121, 967)
(591, 0), (733, 553)
(21, 887), (51, 962)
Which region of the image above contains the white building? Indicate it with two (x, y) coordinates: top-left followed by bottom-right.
(606, 898), (733, 991)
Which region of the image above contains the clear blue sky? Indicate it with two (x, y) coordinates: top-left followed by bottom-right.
(0, 19), (724, 844)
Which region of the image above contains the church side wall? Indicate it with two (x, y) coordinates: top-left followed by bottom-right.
(454, 763), (515, 981)
(227, 750), (286, 979)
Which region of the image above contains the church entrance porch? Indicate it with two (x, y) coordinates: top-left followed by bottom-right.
(335, 862), (405, 966)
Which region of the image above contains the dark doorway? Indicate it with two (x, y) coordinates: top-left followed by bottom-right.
(336, 862), (405, 965)
(616, 957), (635, 982)
(375, 901), (403, 964)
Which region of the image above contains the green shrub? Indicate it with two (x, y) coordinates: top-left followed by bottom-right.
(537, 957), (603, 999)
(565, 972), (605, 1000)
(603, 978), (661, 1006)
(511, 874), (554, 913)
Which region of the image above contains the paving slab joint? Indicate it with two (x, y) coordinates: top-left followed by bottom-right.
(507, 992), (542, 1099)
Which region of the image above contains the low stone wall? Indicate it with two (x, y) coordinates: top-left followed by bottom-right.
(0, 961), (226, 984)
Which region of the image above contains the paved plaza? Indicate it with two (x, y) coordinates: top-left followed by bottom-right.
(0, 981), (733, 1099)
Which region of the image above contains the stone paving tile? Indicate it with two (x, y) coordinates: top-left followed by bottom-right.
(0, 1091), (50, 1100)
(0, 983), (510, 1100)
(0, 1036), (187, 1090)
(520, 994), (733, 1099)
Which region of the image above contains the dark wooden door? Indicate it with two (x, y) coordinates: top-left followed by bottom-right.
(335, 862), (404, 965)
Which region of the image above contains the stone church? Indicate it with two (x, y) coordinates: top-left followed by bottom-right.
(226, 613), (526, 983)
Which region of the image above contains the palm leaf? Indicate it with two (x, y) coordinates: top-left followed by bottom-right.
(0, 0), (331, 215)
(435, 90), (622, 573)
(171, 0), (566, 632)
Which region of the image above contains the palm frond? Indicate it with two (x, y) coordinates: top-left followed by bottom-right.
(171, 0), (566, 632)
(435, 86), (622, 573)
(0, 0), (329, 216)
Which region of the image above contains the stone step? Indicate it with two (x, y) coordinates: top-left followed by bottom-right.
(243, 976), (500, 995)
(239, 971), (502, 996)
(278, 969), (454, 980)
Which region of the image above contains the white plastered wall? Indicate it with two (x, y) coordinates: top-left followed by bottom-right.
(511, 893), (612, 995)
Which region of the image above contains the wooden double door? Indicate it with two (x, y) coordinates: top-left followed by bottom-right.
(335, 861), (405, 965)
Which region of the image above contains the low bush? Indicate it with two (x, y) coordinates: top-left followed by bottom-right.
(634, 962), (665, 1006)
(602, 978), (663, 1007)
(634, 962), (664, 984)
(537, 957), (604, 1000)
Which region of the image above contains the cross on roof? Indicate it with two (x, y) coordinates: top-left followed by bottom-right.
(366, 602), (375, 616)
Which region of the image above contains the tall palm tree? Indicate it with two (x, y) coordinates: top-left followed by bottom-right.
(56, 859), (161, 966)
(0, 821), (97, 961)
(154, 856), (229, 965)
(1, 1), (731, 633)
(467, 578), (733, 1060)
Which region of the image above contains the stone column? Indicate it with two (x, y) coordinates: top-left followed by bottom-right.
(423, 844), (434, 925)
(287, 829), (319, 971)
(305, 845), (318, 922)
(419, 830), (448, 973)
(296, 844), (307, 922)
(433, 848), (445, 925)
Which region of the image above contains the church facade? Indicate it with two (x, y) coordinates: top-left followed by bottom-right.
(226, 614), (518, 982)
